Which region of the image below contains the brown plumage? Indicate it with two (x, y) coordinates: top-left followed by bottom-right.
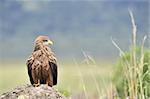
(26, 36), (57, 87)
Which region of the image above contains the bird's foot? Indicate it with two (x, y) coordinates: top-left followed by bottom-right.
(33, 79), (40, 87)
(33, 83), (40, 87)
(46, 81), (52, 87)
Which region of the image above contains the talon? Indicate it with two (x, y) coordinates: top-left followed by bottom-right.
(46, 81), (49, 86)
(33, 79), (40, 87)
(33, 83), (40, 87)
(46, 80), (52, 87)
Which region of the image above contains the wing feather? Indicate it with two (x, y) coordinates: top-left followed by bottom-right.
(49, 61), (57, 85)
(26, 56), (34, 85)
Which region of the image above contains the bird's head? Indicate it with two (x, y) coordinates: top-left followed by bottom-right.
(35, 36), (53, 46)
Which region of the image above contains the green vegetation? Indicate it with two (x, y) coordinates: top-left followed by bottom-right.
(113, 48), (150, 98)
(112, 11), (150, 99)
(0, 61), (113, 98)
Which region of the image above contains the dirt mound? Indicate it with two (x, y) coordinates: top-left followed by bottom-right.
(0, 84), (66, 99)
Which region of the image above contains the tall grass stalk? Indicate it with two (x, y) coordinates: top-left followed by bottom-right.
(129, 9), (138, 99)
(82, 51), (101, 98)
(73, 58), (88, 99)
(138, 36), (147, 99)
(112, 10), (149, 99)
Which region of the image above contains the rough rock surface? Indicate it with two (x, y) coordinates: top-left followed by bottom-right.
(0, 84), (66, 99)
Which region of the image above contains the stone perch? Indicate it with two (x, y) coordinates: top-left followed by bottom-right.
(0, 85), (66, 99)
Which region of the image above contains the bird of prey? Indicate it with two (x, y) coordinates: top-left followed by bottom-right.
(26, 36), (57, 87)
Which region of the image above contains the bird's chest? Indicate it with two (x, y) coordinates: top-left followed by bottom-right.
(32, 55), (50, 71)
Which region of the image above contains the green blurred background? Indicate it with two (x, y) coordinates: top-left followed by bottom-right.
(0, 0), (149, 98)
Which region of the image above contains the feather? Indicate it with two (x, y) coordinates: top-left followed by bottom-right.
(26, 36), (58, 87)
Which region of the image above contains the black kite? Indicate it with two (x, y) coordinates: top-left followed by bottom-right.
(26, 36), (57, 87)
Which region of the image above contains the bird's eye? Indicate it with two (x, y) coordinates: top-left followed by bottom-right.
(43, 40), (48, 42)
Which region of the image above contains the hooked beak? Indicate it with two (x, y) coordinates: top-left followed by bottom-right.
(48, 40), (53, 45)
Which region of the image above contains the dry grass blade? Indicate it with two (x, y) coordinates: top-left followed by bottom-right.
(81, 50), (96, 65)
(112, 9), (149, 99)
(128, 9), (138, 98)
(111, 37), (125, 57)
(82, 51), (101, 98)
(73, 58), (88, 99)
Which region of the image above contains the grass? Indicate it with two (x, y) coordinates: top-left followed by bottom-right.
(0, 62), (29, 94)
(0, 60), (113, 98)
(112, 10), (150, 99)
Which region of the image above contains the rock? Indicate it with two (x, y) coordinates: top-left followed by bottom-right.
(0, 84), (66, 99)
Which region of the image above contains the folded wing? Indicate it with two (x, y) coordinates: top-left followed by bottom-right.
(49, 61), (57, 85)
(26, 56), (34, 85)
